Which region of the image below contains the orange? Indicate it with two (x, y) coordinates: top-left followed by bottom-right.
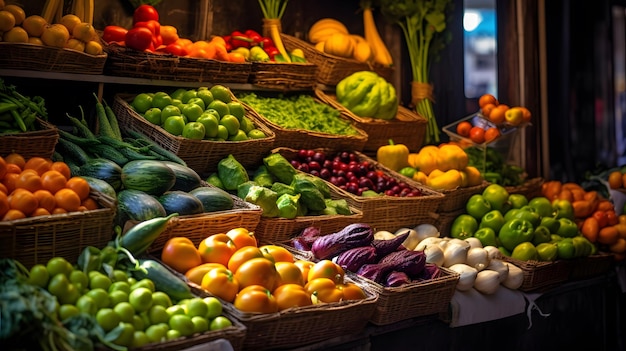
(478, 93), (498, 108)
(65, 38), (85, 52)
(455, 121), (472, 137)
(598, 226), (619, 245)
(65, 176), (90, 200)
(40, 170), (67, 194)
(59, 14), (81, 33)
(54, 188), (81, 212)
(31, 208), (51, 217)
(41, 23), (70, 48)
(2, 209), (26, 221)
(81, 197), (99, 211)
(50, 161), (71, 179)
(5, 163), (21, 174)
(2, 172), (19, 194)
(608, 171), (623, 189)
(22, 15), (47, 37)
(481, 103), (497, 118)
(484, 127), (500, 143)
(8, 188), (38, 216)
(5, 153), (25, 169)
(3, 26), (28, 43)
(0, 156), (6, 180)
(51, 207), (67, 215)
(518, 106), (532, 123)
(610, 238), (626, 254)
(160, 25), (179, 45)
(0, 183), (7, 194)
(0, 191), (8, 217)
(24, 156), (52, 175)
(72, 22), (97, 42)
(3, 4), (25, 25)
(488, 105), (508, 124)
(15, 170), (42, 192)
(227, 52), (246, 63)
(85, 40), (103, 55)
(33, 189), (56, 212)
(0, 10), (15, 32)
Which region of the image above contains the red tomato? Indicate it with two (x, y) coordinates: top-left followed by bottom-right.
(125, 27), (154, 52)
(593, 210), (609, 228)
(133, 4), (159, 24)
(102, 25), (128, 43)
(456, 121), (472, 137)
(158, 43), (187, 56)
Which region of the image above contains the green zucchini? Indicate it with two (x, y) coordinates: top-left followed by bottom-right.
(120, 212), (178, 256)
(121, 159), (176, 196)
(189, 186), (235, 212)
(87, 143), (130, 166)
(162, 161), (203, 192)
(125, 129), (187, 166)
(117, 189), (166, 223)
(77, 158), (124, 191)
(132, 258), (193, 301)
(57, 137), (91, 166)
(158, 190), (205, 216)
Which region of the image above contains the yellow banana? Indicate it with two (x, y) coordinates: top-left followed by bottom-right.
(41, 0), (61, 23)
(84, 0), (94, 26)
(72, 0), (84, 22)
(363, 7), (393, 66)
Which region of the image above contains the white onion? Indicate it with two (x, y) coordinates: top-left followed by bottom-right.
(413, 223), (440, 241)
(466, 247), (490, 271)
(424, 245), (445, 266)
(502, 262), (524, 290)
(484, 245), (503, 260)
(373, 230), (396, 240)
(415, 237), (443, 251)
(394, 227), (419, 250)
(437, 237), (451, 250)
(447, 238), (471, 249)
(443, 242), (469, 267)
(486, 259), (509, 283)
(474, 269), (501, 295)
(464, 237), (483, 249)
(449, 263), (478, 291)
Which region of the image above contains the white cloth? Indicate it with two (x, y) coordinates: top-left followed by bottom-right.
(448, 286), (527, 327)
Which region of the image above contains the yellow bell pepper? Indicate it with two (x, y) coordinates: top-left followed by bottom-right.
(377, 139), (409, 172)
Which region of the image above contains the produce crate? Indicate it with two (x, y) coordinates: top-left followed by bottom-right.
(139, 188), (262, 253)
(249, 61), (319, 91)
(235, 90), (368, 153)
(281, 34), (393, 86)
(315, 90), (428, 152)
(0, 190), (116, 268)
(188, 274), (376, 351)
(274, 147), (444, 230)
(112, 94), (276, 175)
(502, 257), (572, 292)
(253, 206), (364, 245)
(567, 252), (615, 281)
(422, 208), (466, 237)
(0, 118), (59, 159)
(362, 266), (459, 326)
(104, 43), (251, 83)
(0, 42), (107, 74)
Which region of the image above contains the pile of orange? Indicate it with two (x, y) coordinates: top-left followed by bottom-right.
(478, 93), (532, 126)
(455, 119), (501, 144)
(0, 153), (97, 221)
(607, 170), (626, 190)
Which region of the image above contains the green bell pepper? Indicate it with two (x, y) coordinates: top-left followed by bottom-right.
(479, 209), (506, 233)
(536, 242), (558, 261)
(531, 225), (552, 246)
(450, 214), (479, 240)
(498, 218), (535, 252)
(474, 227), (498, 247)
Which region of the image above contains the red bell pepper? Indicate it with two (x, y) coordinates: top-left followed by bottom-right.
(102, 25), (128, 43)
(125, 26), (153, 52)
(133, 4), (159, 24)
(134, 20), (161, 48)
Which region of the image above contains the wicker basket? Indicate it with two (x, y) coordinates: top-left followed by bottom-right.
(0, 118), (59, 159)
(249, 61), (318, 91)
(112, 94), (276, 175)
(104, 43), (251, 83)
(363, 266), (459, 326)
(138, 192), (262, 253)
(567, 252), (615, 281)
(316, 90), (428, 152)
(502, 257), (572, 292)
(505, 177), (545, 200)
(0, 190), (116, 268)
(189, 276), (376, 351)
(235, 90), (368, 153)
(274, 147), (444, 231)
(0, 42), (107, 74)
(253, 207), (364, 245)
(281, 34), (393, 86)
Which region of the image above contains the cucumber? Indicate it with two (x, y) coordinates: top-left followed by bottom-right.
(121, 159), (176, 196)
(162, 161), (203, 192)
(158, 190), (205, 216)
(189, 186), (235, 212)
(117, 189), (167, 223)
(77, 158), (123, 191)
(120, 213), (178, 256)
(132, 258), (193, 301)
(80, 176), (117, 199)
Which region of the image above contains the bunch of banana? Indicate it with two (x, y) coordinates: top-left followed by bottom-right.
(42, 0), (94, 25)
